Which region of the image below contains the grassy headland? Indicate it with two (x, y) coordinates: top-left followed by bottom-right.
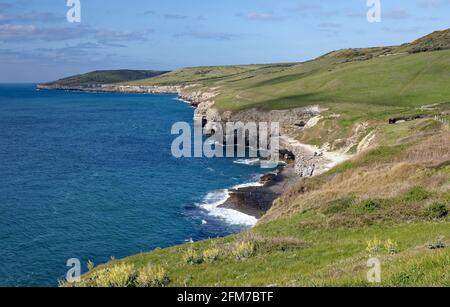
(41, 69), (169, 87)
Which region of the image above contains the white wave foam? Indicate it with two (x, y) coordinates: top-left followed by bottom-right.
(232, 181), (263, 189)
(233, 158), (261, 166)
(173, 97), (191, 104)
(198, 189), (257, 227)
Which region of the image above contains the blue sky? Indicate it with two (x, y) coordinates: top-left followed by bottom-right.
(0, 0), (449, 82)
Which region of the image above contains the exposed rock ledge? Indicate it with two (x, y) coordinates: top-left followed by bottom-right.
(219, 165), (300, 219)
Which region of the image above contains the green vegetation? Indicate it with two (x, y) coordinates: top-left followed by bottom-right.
(63, 263), (170, 287)
(182, 247), (203, 265)
(73, 222), (448, 287)
(231, 241), (255, 261)
(131, 50), (450, 114)
(202, 246), (221, 264)
(69, 120), (449, 287)
(425, 203), (449, 219)
(127, 29), (450, 151)
(43, 69), (168, 87)
(61, 29), (449, 287)
(131, 30), (450, 116)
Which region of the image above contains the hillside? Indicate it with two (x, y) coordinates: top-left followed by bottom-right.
(40, 69), (168, 88)
(130, 29), (450, 114)
(130, 49), (450, 114)
(62, 30), (449, 287)
(127, 31), (450, 152)
(397, 28), (450, 53)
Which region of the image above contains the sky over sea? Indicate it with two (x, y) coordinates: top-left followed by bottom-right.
(0, 0), (449, 82)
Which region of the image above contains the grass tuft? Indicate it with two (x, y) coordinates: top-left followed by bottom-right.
(136, 265), (170, 287)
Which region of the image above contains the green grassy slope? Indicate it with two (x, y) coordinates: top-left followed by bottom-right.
(129, 29), (450, 154)
(131, 29), (450, 115)
(77, 222), (448, 287)
(42, 69), (169, 87)
(133, 50), (450, 113)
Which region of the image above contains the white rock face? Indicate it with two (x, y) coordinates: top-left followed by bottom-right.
(304, 115), (322, 129)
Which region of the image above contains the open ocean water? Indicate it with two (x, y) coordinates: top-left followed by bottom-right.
(0, 84), (268, 287)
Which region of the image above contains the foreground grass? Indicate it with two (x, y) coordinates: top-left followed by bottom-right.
(71, 220), (448, 287)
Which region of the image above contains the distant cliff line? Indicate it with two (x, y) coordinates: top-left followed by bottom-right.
(37, 83), (207, 108)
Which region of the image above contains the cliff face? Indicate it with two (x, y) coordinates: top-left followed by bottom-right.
(192, 93), (336, 177)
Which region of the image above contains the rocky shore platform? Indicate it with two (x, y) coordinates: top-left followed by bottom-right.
(219, 164), (299, 218)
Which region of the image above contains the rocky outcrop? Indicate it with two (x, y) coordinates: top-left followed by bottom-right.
(388, 114), (429, 124)
(195, 102), (325, 176)
(220, 166), (299, 218)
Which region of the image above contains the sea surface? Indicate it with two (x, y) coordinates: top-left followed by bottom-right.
(0, 84), (268, 287)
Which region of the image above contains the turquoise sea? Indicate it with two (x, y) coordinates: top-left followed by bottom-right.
(0, 84), (267, 286)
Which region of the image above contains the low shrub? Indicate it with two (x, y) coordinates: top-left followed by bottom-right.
(183, 247), (202, 265)
(322, 198), (354, 214)
(424, 202), (449, 219)
(358, 200), (382, 212)
(202, 247), (220, 264)
(136, 265), (170, 287)
(87, 260), (95, 272)
(384, 239), (399, 255)
(232, 241), (255, 261)
(367, 238), (400, 256)
(93, 263), (137, 287)
(366, 237), (383, 256)
(403, 187), (433, 202)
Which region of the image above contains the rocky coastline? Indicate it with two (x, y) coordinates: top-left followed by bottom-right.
(37, 82), (351, 222)
(219, 164), (299, 219)
(36, 83), (209, 107)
